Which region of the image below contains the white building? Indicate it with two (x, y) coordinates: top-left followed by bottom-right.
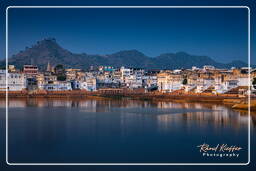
(143, 75), (157, 89)
(125, 75), (142, 89)
(203, 65), (215, 70)
(237, 76), (249, 86)
(70, 78), (96, 91)
(0, 70), (26, 91)
(195, 78), (214, 93)
(184, 84), (196, 92)
(214, 80), (239, 94)
(224, 80), (239, 90)
(192, 66), (199, 71)
(157, 72), (183, 92)
(120, 67), (132, 83)
(85, 77), (97, 91)
(44, 81), (72, 91)
(133, 69), (144, 79)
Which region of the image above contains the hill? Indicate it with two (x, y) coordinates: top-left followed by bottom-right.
(0, 38), (248, 70)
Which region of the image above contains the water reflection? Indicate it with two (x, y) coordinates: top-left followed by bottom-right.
(2, 98), (251, 163)
(1, 98), (253, 128)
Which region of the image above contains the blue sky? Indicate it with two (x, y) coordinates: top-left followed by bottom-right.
(0, 0), (254, 64)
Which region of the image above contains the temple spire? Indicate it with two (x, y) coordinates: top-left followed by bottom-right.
(47, 61), (51, 72)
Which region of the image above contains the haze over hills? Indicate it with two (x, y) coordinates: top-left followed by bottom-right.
(0, 38), (248, 70)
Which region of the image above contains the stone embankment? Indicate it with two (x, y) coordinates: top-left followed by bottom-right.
(0, 88), (255, 111)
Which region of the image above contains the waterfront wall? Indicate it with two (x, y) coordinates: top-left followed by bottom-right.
(0, 88), (246, 100)
(1, 88), (255, 110)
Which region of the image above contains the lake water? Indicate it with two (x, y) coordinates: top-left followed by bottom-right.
(0, 98), (254, 164)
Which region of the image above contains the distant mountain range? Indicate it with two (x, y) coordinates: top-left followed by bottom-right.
(0, 38), (249, 70)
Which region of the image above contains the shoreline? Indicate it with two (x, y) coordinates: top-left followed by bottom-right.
(0, 90), (255, 111)
(0, 90), (247, 101)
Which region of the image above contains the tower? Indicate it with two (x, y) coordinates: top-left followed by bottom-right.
(47, 61), (51, 72)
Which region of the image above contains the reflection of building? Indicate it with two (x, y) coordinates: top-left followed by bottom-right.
(1, 97), (252, 131)
(156, 103), (248, 132)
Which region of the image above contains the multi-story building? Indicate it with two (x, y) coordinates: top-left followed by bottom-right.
(0, 70), (26, 91)
(157, 72), (183, 92)
(44, 81), (72, 91)
(125, 75), (143, 89)
(120, 66), (132, 83)
(142, 75), (157, 89)
(36, 73), (45, 90)
(1, 64), (254, 95)
(8, 65), (16, 72)
(157, 72), (171, 92)
(23, 65), (38, 75)
(66, 68), (81, 81)
(85, 77), (97, 91)
(26, 77), (38, 91)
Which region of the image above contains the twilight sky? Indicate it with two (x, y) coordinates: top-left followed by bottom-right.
(0, 0), (254, 65)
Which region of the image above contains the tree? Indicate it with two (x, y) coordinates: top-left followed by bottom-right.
(182, 78), (188, 85)
(57, 75), (66, 81)
(54, 64), (66, 81)
(54, 64), (65, 74)
(0, 66), (6, 69)
(253, 78), (256, 89)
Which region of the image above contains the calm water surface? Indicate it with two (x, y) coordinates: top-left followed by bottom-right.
(0, 98), (254, 164)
